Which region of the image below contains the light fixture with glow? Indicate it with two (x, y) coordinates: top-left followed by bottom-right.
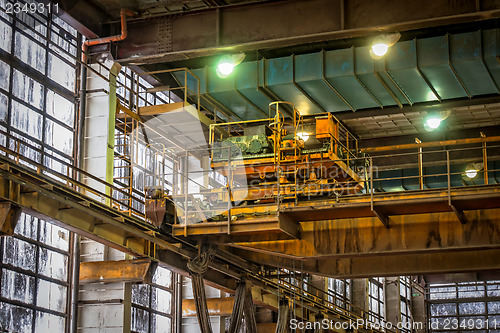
(423, 110), (451, 132)
(369, 32), (401, 60)
(296, 132), (310, 142)
(465, 167), (478, 179)
(216, 53), (246, 78)
(371, 43), (389, 57)
(425, 117), (441, 130)
(465, 163), (483, 179)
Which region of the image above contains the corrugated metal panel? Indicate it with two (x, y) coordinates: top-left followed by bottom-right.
(176, 28), (500, 121)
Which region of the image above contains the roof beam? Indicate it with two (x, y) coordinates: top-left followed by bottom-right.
(116, 0), (500, 64)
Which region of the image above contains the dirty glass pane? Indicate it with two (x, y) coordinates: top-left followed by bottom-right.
(46, 90), (74, 127)
(13, 69), (44, 110)
(48, 52), (75, 92)
(49, 28), (76, 63)
(52, 15), (76, 38)
(0, 302), (33, 332)
(0, 0), (13, 22)
(14, 32), (45, 73)
(38, 247), (68, 281)
(132, 284), (150, 307)
(131, 307), (149, 333)
(488, 283), (500, 297)
(430, 286), (456, 300)
(34, 311), (65, 333)
(16, 11), (47, 42)
(0, 59), (10, 91)
(10, 100), (43, 140)
(43, 151), (70, 183)
(0, 19), (12, 53)
(2, 237), (37, 272)
(152, 287), (171, 314)
(9, 131), (42, 169)
(14, 213), (38, 240)
(0, 92), (8, 123)
(39, 220), (70, 252)
(431, 303), (457, 316)
(153, 266), (172, 289)
(489, 301), (500, 314)
(37, 279), (67, 313)
(459, 302), (485, 315)
(1, 269), (35, 304)
(152, 314), (171, 333)
(458, 284), (485, 298)
(45, 118), (73, 155)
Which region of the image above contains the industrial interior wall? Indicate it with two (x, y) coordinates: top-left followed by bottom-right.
(0, 1), (80, 332)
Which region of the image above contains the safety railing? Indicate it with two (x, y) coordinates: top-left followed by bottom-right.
(170, 135), (500, 227)
(0, 129), (146, 219)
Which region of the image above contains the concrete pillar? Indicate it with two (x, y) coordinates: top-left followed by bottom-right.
(411, 285), (426, 333)
(384, 277), (400, 327)
(351, 279), (368, 318)
(78, 61), (132, 333)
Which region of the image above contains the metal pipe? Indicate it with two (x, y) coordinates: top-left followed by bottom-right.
(70, 235), (80, 333)
(82, 9), (135, 62)
(416, 138), (424, 190)
(482, 132), (489, 185)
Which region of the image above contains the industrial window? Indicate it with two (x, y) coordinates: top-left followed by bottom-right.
(426, 280), (500, 332)
(0, 0), (80, 332)
(0, 214), (74, 332)
(399, 276), (412, 332)
(328, 278), (351, 310)
(131, 265), (173, 333)
(368, 277), (385, 325)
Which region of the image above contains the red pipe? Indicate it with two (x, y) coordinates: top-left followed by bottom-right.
(82, 9), (135, 62)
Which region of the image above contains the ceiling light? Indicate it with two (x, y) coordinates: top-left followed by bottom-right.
(369, 32), (401, 60)
(425, 117), (441, 130)
(465, 167), (478, 179)
(372, 43), (389, 57)
(216, 53), (245, 78)
(217, 61), (235, 76)
(465, 163), (483, 179)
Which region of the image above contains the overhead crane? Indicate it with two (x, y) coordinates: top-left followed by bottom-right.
(0, 127), (395, 333)
(106, 67), (500, 279)
(1, 58), (499, 330)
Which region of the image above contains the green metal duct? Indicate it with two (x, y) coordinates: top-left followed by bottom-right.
(178, 29), (500, 120)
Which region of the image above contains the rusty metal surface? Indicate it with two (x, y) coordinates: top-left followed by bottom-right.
(0, 201), (22, 236)
(79, 259), (153, 284)
(232, 207), (500, 259)
(115, 0), (500, 64)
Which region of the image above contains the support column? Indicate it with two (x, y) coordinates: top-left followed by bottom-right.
(384, 277), (400, 327)
(77, 61), (133, 333)
(411, 284), (426, 332)
(351, 279), (368, 318)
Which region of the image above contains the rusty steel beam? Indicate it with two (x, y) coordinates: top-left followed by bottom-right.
(232, 248), (500, 279)
(230, 208), (500, 260)
(0, 201), (22, 236)
(182, 297), (235, 317)
(360, 135), (500, 153)
(116, 0), (500, 64)
(79, 259), (153, 284)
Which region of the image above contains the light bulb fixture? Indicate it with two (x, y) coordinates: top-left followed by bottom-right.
(369, 32), (401, 60)
(465, 163), (483, 179)
(296, 132), (310, 142)
(371, 43), (389, 57)
(216, 53), (245, 78)
(425, 117), (441, 130)
(465, 168), (478, 179)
